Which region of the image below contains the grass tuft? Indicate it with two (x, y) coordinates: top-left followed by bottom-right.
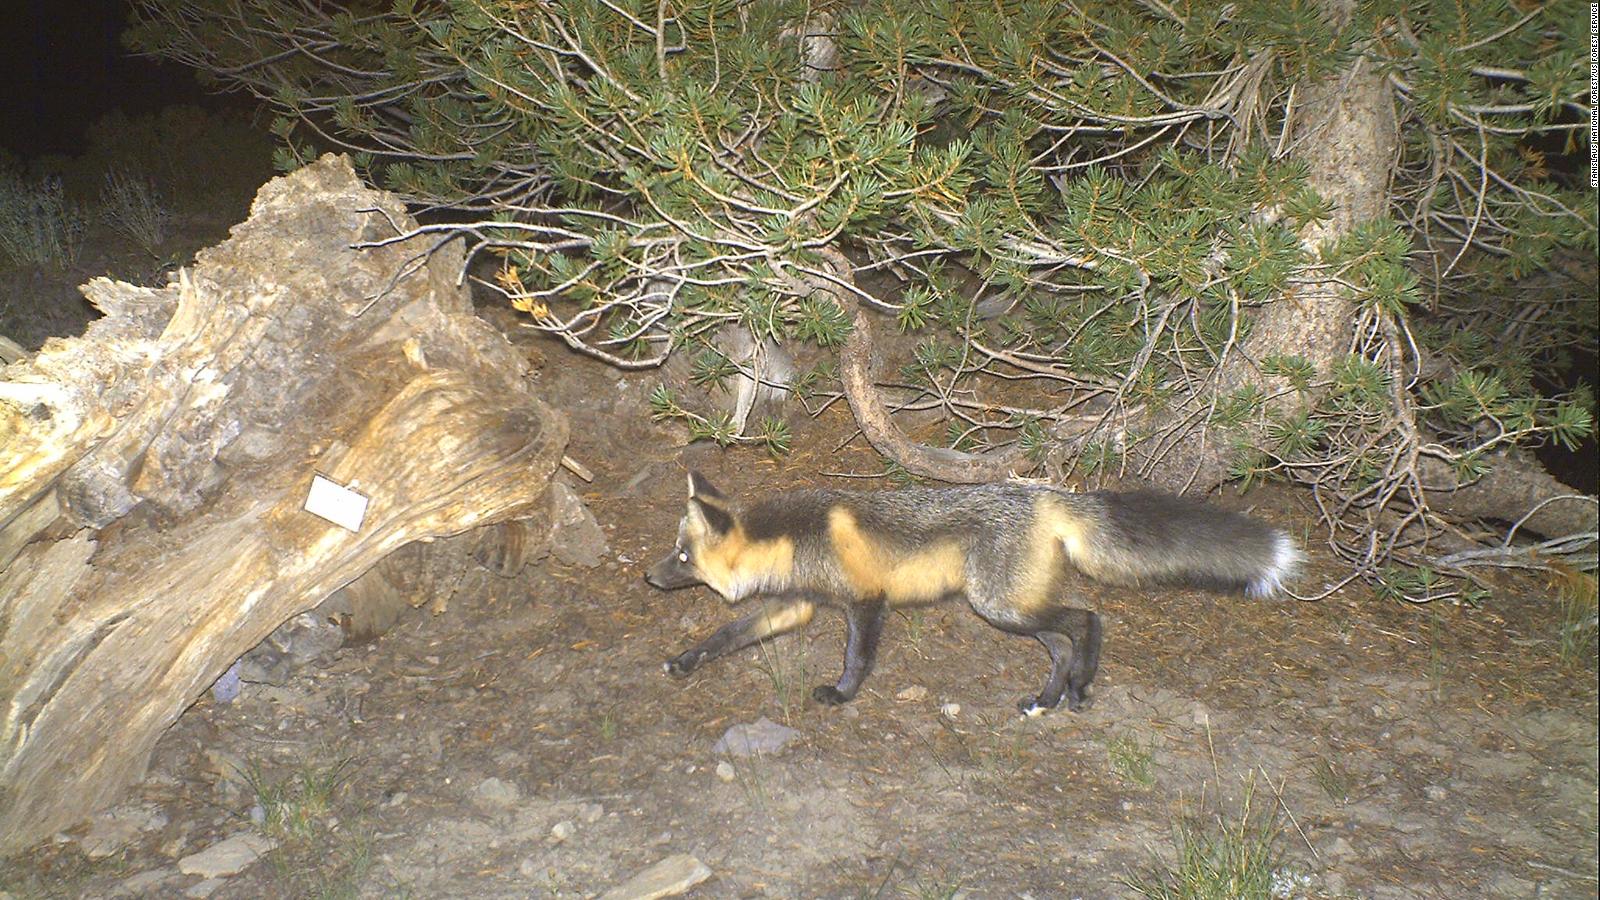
(1123, 777), (1287, 900)
(244, 755), (373, 899)
(754, 635), (814, 724)
(0, 170), (85, 270)
(1550, 564), (1598, 669)
(1106, 732), (1158, 788)
(100, 168), (172, 256)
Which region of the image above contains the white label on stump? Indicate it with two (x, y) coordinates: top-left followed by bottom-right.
(304, 474), (369, 532)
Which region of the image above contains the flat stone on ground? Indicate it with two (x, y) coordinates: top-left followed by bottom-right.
(176, 832), (276, 878)
(598, 853), (712, 900)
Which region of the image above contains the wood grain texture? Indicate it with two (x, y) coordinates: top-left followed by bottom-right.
(0, 156), (567, 851)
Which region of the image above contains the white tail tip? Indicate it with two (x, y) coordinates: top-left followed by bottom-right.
(1246, 532), (1302, 598)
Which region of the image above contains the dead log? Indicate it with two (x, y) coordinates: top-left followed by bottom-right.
(0, 155), (567, 853)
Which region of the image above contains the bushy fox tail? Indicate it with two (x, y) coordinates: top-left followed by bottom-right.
(1054, 491), (1301, 597)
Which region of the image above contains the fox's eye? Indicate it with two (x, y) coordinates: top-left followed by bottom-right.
(678, 550), (690, 564)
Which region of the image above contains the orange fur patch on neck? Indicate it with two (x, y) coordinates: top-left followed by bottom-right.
(699, 526), (794, 601)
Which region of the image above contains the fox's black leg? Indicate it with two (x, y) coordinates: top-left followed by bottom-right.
(812, 596), (887, 705)
(1023, 632), (1074, 716)
(1018, 608), (1102, 716)
(1065, 609), (1103, 707)
(665, 597), (815, 677)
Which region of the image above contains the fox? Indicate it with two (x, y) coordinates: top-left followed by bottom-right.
(646, 472), (1300, 715)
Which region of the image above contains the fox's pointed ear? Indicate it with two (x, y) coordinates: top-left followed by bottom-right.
(685, 497), (735, 537)
(687, 471), (726, 503)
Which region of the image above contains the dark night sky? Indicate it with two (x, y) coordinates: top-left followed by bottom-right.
(0, 0), (234, 158)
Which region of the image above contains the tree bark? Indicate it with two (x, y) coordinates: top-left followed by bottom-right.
(0, 155), (567, 852)
(1130, 39), (1395, 493)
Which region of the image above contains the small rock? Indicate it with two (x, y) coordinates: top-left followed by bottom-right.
(551, 820), (576, 842)
(79, 804), (169, 858)
(519, 858), (541, 878)
(940, 702), (961, 719)
(237, 646), (291, 686)
(210, 661), (242, 704)
(107, 864), (172, 890)
(599, 853), (713, 900)
(202, 749), (249, 787)
(1487, 873), (1536, 897)
(159, 832), (188, 859)
(110, 869), (175, 897)
(549, 482), (610, 568)
(1190, 703), (1211, 728)
(177, 832), (277, 878)
(714, 761), (736, 782)
(895, 685), (928, 702)
(471, 777), (521, 810)
(184, 878), (225, 899)
(580, 802), (605, 823)
(712, 717), (800, 757)
(1423, 784), (1448, 801)
(264, 611), (344, 663)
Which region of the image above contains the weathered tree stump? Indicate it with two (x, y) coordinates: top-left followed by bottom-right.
(0, 155), (567, 852)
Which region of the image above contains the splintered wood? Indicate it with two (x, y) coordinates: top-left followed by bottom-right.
(0, 155), (567, 852)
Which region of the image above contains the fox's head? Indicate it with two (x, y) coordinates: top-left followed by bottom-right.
(645, 472), (790, 602)
(645, 471), (739, 595)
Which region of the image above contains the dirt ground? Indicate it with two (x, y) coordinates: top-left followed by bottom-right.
(3, 303), (1596, 900)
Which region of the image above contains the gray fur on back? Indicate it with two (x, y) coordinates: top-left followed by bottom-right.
(738, 483), (1296, 600)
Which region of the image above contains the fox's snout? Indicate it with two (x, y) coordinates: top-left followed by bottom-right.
(645, 552), (701, 591)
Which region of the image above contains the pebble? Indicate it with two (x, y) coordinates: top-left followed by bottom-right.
(598, 853), (713, 900)
(551, 820), (575, 842)
(78, 804), (169, 858)
(896, 685), (928, 701)
(471, 777), (521, 810)
(715, 761), (736, 782)
(184, 878), (224, 898)
(176, 832), (277, 878)
(712, 717), (800, 756)
(940, 702), (961, 718)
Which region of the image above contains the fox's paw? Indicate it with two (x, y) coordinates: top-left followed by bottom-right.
(1017, 697), (1054, 718)
(663, 650), (705, 677)
(811, 685), (853, 706)
(1065, 687), (1091, 712)
(1018, 688), (1091, 717)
